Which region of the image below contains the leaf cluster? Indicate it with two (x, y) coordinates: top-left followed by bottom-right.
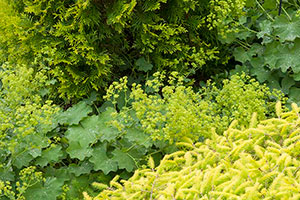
(0, 64), (63, 199)
(224, 0), (300, 104)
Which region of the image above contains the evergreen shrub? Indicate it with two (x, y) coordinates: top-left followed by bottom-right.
(0, 0), (246, 98)
(87, 102), (300, 200)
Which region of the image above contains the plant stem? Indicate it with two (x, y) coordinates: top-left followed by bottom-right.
(255, 0), (275, 21)
(277, 0), (292, 20)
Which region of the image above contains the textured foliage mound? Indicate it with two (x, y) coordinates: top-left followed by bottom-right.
(0, 64), (59, 170)
(0, 70), (284, 199)
(105, 72), (283, 142)
(88, 102), (300, 199)
(0, 0), (246, 98)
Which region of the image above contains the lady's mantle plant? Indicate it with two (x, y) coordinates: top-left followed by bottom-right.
(104, 72), (284, 143)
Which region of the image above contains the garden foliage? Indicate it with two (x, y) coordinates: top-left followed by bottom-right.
(0, 0), (246, 98)
(0, 64), (62, 199)
(226, 0), (300, 104)
(1, 0), (300, 199)
(105, 72), (284, 142)
(0, 68), (283, 199)
(88, 102), (300, 199)
(0, 64), (175, 199)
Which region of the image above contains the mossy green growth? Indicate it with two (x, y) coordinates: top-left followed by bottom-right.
(86, 102), (300, 200)
(105, 72), (284, 143)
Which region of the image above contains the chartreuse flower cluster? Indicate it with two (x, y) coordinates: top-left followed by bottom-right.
(202, 73), (285, 129)
(85, 102), (300, 199)
(105, 72), (283, 143)
(0, 166), (44, 199)
(206, 0), (246, 37)
(0, 64), (59, 148)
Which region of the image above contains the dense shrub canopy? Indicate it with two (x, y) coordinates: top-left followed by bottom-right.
(0, 0), (246, 98)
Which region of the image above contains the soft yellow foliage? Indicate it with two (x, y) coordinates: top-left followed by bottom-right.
(88, 103), (300, 199)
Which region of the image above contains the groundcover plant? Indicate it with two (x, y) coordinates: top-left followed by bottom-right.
(0, 68), (284, 199)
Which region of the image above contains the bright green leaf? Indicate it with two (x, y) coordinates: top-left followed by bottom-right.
(257, 20), (273, 40)
(83, 92), (98, 105)
(65, 115), (100, 148)
(281, 76), (295, 94)
(231, 65), (249, 75)
(289, 87), (300, 105)
(135, 57), (153, 72)
(28, 148), (42, 158)
(0, 166), (15, 181)
(233, 47), (251, 63)
(12, 149), (34, 169)
(264, 39), (300, 73)
(68, 162), (93, 177)
(24, 177), (64, 200)
(273, 15), (300, 42)
(250, 57), (271, 82)
(112, 149), (136, 172)
(66, 175), (93, 199)
(66, 141), (92, 160)
(89, 143), (118, 174)
(266, 71), (282, 90)
(248, 43), (264, 56)
(293, 72), (300, 81)
(125, 127), (152, 148)
(98, 108), (120, 142)
(55, 101), (92, 125)
(35, 146), (63, 167)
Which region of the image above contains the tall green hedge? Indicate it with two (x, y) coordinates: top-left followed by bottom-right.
(0, 0), (246, 99)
